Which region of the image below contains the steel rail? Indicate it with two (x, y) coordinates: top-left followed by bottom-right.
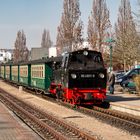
(0, 88), (97, 140)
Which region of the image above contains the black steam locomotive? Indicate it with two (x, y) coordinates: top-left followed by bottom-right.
(50, 49), (107, 105)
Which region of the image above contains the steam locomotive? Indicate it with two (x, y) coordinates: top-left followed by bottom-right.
(0, 49), (107, 105)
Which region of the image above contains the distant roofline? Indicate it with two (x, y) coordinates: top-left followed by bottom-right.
(0, 49), (13, 51)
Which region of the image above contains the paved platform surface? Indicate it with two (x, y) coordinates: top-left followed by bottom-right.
(106, 91), (140, 116)
(0, 101), (41, 140)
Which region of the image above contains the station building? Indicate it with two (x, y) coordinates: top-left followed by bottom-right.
(0, 49), (13, 63)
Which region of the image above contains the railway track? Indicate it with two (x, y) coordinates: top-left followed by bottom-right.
(31, 87), (140, 137)
(59, 101), (140, 136)
(1, 81), (140, 137)
(0, 88), (97, 140)
(75, 104), (140, 136)
(40, 93), (140, 136)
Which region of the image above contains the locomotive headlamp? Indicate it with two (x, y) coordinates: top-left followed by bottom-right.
(71, 74), (77, 79)
(92, 74), (95, 78)
(83, 51), (88, 56)
(99, 73), (104, 78)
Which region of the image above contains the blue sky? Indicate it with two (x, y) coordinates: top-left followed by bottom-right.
(0, 0), (137, 49)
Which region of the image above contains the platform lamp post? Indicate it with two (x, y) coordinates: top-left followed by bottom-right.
(105, 38), (115, 72)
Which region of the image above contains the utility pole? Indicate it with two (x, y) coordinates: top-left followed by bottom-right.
(105, 38), (115, 72)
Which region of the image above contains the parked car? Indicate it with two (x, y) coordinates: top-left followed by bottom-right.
(120, 68), (140, 89)
(114, 71), (125, 84)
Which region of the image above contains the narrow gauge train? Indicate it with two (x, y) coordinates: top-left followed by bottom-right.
(0, 49), (107, 105)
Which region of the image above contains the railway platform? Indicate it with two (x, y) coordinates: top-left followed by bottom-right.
(106, 91), (140, 116)
(0, 101), (41, 140)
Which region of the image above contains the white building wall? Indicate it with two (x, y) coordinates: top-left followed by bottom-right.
(0, 50), (12, 63)
(49, 47), (57, 57)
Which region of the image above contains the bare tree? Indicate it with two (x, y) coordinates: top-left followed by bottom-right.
(56, 0), (83, 54)
(41, 29), (52, 48)
(136, 0), (140, 60)
(137, 0), (140, 26)
(56, 21), (65, 56)
(87, 17), (98, 49)
(73, 20), (83, 49)
(87, 0), (111, 52)
(13, 30), (29, 63)
(114, 0), (139, 70)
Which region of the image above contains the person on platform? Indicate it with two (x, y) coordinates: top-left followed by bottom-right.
(108, 71), (115, 94)
(56, 85), (63, 101)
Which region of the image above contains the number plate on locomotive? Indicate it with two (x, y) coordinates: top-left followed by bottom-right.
(81, 74), (95, 78)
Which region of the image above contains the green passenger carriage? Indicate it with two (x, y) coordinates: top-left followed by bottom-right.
(5, 64), (11, 80)
(19, 64), (31, 86)
(11, 65), (19, 83)
(31, 62), (53, 90)
(0, 65), (5, 79)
